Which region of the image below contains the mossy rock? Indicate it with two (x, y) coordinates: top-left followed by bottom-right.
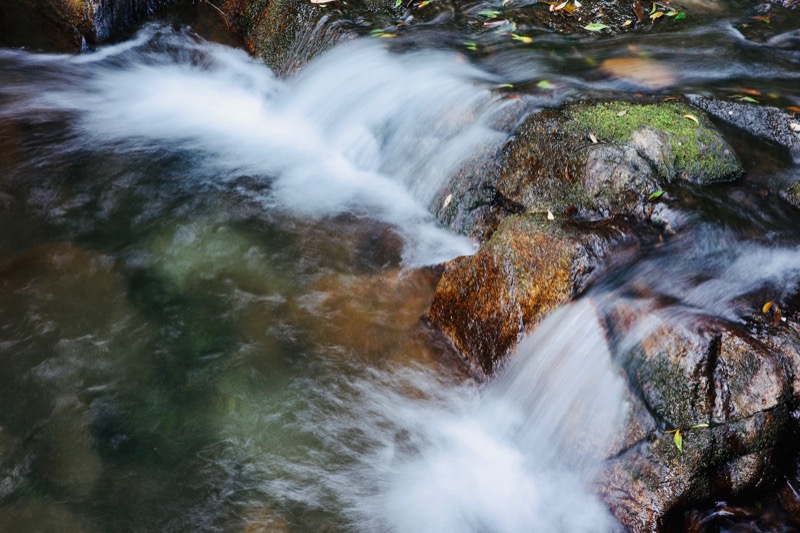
(781, 180), (800, 209)
(598, 306), (794, 532)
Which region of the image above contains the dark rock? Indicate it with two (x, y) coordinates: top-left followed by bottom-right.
(687, 95), (800, 156)
(0, 0), (178, 52)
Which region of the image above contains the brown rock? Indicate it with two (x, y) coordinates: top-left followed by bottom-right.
(428, 214), (611, 375)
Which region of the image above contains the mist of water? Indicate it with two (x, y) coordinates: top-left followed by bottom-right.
(0, 25), (518, 266)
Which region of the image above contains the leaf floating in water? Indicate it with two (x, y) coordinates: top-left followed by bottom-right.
(732, 95), (759, 104)
(674, 429), (683, 454)
(600, 57), (676, 90)
(547, 210), (555, 220)
(584, 22), (609, 31)
(762, 301), (774, 314)
(647, 189), (665, 201)
(674, 12), (686, 20)
(683, 114), (700, 125)
(512, 34), (533, 43)
(478, 9), (501, 17)
(464, 41), (478, 51)
(751, 15), (771, 23)
(787, 106), (800, 114)
(537, 80), (555, 89)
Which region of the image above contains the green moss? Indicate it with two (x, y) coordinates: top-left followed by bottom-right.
(568, 102), (742, 183)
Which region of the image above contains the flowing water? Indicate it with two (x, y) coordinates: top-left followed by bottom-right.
(1, 2), (800, 532)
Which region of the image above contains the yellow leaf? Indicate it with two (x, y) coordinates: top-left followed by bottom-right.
(622, 20), (632, 26)
(683, 114), (700, 125)
(762, 301), (774, 314)
(650, 11), (664, 20)
(588, 132), (598, 144)
(674, 429), (683, 453)
(547, 210), (555, 220)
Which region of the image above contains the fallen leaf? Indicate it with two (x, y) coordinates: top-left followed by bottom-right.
(633, 0), (644, 22)
(650, 11), (664, 20)
(674, 429), (683, 454)
(752, 15), (771, 22)
(683, 113), (700, 125)
(574, 0), (582, 7)
(588, 132), (599, 143)
(463, 41), (478, 50)
(616, 110), (627, 117)
(774, 306), (783, 325)
(537, 80), (555, 89)
(738, 87), (762, 96)
(443, 194), (453, 209)
(733, 95), (759, 103)
(647, 189), (665, 201)
(762, 301), (774, 314)
(584, 22), (609, 31)
(511, 34), (533, 43)
(310, 0), (337, 4)
(787, 106), (800, 114)
(674, 12), (686, 20)
(478, 9), (500, 17)
(690, 423), (710, 429)
(622, 19), (632, 26)
(554, 1), (568, 10)
(650, 2), (657, 15)
(789, 122), (800, 133)
(547, 210), (555, 220)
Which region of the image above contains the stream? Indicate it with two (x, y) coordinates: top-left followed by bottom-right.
(1, 2), (800, 532)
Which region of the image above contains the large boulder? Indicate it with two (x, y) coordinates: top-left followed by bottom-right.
(439, 101), (742, 229)
(597, 305), (798, 532)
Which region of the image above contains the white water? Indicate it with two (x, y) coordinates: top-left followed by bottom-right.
(0, 25), (517, 266)
(0, 26), (628, 531)
(219, 300), (626, 532)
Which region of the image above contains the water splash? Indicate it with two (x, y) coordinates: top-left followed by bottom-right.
(218, 299), (626, 532)
(0, 25), (513, 266)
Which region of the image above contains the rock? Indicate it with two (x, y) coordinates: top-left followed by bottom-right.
(428, 214), (623, 375)
(439, 101), (742, 228)
(598, 306), (795, 532)
(687, 95), (800, 156)
(781, 181), (800, 209)
(219, 0), (394, 75)
(0, 0), (177, 52)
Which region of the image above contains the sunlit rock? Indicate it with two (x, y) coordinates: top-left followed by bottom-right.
(428, 214), (624, 376)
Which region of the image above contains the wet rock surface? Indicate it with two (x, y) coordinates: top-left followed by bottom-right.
(439, 101), (742, 229)
(781, 181), (800, 209)
(0, 0), (178, 52)
(596, 304), (800, 533)
(687, 95), (800, 157)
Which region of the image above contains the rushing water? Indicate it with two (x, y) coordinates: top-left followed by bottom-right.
(1, 2), (800, 532)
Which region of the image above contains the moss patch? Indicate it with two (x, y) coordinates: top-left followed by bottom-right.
(567, 102), (742, 183)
